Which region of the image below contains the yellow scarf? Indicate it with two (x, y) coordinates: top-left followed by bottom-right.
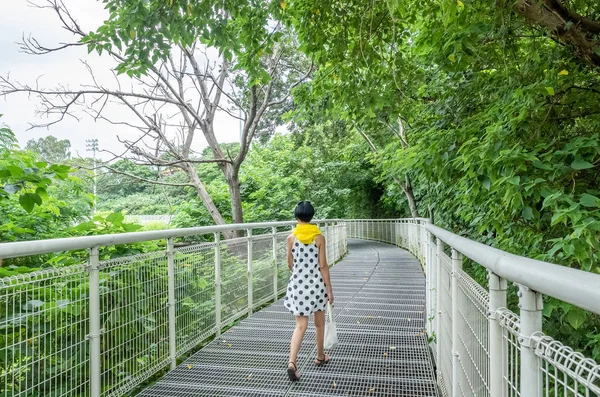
(292, 223), (321, 244)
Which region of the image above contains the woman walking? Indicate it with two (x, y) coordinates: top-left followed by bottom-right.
(285, 201), (334, 381)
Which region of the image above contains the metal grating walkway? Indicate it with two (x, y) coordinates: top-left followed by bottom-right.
(139, 239), (439, 397)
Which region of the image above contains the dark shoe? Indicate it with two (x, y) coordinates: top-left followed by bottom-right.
(287, 362), (300, 381)
(314, 354), (330, 366)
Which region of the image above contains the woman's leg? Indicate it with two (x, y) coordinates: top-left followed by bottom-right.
(314, 311), (326, 360)
(289, 315), (309, 372)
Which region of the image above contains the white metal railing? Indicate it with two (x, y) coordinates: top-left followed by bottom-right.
(2, 218), (600, 397)
(0, 220), (347, 397)
(124, 214), (174, 224)
(345, 219), (600, 397)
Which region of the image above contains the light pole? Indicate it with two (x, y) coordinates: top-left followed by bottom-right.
(86, 138), (98, 214)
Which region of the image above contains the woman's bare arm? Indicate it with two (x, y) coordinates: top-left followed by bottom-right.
(315, 235), (334, 304)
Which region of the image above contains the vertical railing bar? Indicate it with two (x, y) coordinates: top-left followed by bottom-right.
(272, 226), (278, 302)
(435, 238), (443, 374)
(518, 284), (543, 397)
(332, 222), (337, 262)
(426, 223), (435, 338)
(214, 232), (222, 336)
(88, 245), (101, 397)
(489, 271), (507, 397)
(425, 227), (431, 336)
(324, 222), (330, 264)
(247, 228), (253, 315)
(451, 248), (463, 397)
(166, 238), (177, 370)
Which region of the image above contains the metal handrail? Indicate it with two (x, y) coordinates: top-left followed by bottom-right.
(425, 223), (600, 315)
(3, 217), (597, 315)
(0, 220), (314, 259)
(2, 218), (599, 397)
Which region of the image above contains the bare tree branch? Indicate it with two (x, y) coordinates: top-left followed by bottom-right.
(267, 61), (314, 107)
(6, 0), (311, 231)
(76, 163), (195, 188)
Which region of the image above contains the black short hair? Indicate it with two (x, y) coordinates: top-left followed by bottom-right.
(294, 201), (315, 222)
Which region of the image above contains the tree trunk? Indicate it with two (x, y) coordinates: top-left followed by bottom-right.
(357, 127), (421, 218)
(183, 164), (234, 239)
(226, 167), (244, 238)
(511, 0), (600, 68)
(394, 175), (419, 218)
(402, 175), (420, 218)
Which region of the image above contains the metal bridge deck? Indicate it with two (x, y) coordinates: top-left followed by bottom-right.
(139, 239), (439, 397)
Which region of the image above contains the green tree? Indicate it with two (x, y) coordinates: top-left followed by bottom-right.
(2, 1), (312, 237)
(25, 135), (71, 163)
(0, 119), (73, 214)
(284, 0), (600, 358)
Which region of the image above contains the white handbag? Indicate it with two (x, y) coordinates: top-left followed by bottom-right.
(324, 302), (339, 350)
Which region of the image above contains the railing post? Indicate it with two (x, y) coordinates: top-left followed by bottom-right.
(424, 226), (431, 335)
(488, 271), (507, 397)
(332, 222), (337, 262)
(413, 222), (416, 253)
(272, 226), (278, 302)
(166, 238), (177, 370)
(247, 228), (253, 315)
(518, 285), (543, 397)
(324, 222), (330, 263)
(421, 223), (426, 260)
(451, 248), (463, 397)
(413, 222), (417, 254)
(88, 246), (101, 397)
(425, 223), (435, 337)
(214, 232), (222, 336)
(435, 237), (443, 367)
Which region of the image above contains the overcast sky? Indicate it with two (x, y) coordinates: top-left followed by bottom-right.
(0, 1), (242, 160)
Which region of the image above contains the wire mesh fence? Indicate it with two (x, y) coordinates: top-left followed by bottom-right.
(173, 242), (217, 356)
(0, 221), (348, 397)
(99, 251), (171, 397)
(498, 308), (521, 397)
(535, 333), (600, 397)
(348, 219), (600, 397)
(276, 232), (290, 296)
(251, 235), (276, 310)
(455, 270), (490, 397)
(438, 251), (453, 395)
(1, 266), (90, 397)
(3, 218), (600, 397)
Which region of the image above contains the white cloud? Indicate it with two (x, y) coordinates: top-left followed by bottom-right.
(0, 0), (242, 161)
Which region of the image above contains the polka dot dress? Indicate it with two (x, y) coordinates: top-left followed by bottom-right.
(284, 238), (328, 316)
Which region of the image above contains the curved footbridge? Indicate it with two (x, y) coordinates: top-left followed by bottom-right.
(139, 239), (439, 397)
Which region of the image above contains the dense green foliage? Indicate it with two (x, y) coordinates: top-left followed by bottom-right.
(2, 0), (600, 391)
(167, 135), (385, 228)
(88, 0), (289, 80)
(285, 0), (600, 359)
(0, 121), (88, 247)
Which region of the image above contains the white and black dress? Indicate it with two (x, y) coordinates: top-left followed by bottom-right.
(284, 238), (328, 316)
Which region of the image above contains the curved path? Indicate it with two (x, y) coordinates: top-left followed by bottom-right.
(139, 239), (439, 397)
